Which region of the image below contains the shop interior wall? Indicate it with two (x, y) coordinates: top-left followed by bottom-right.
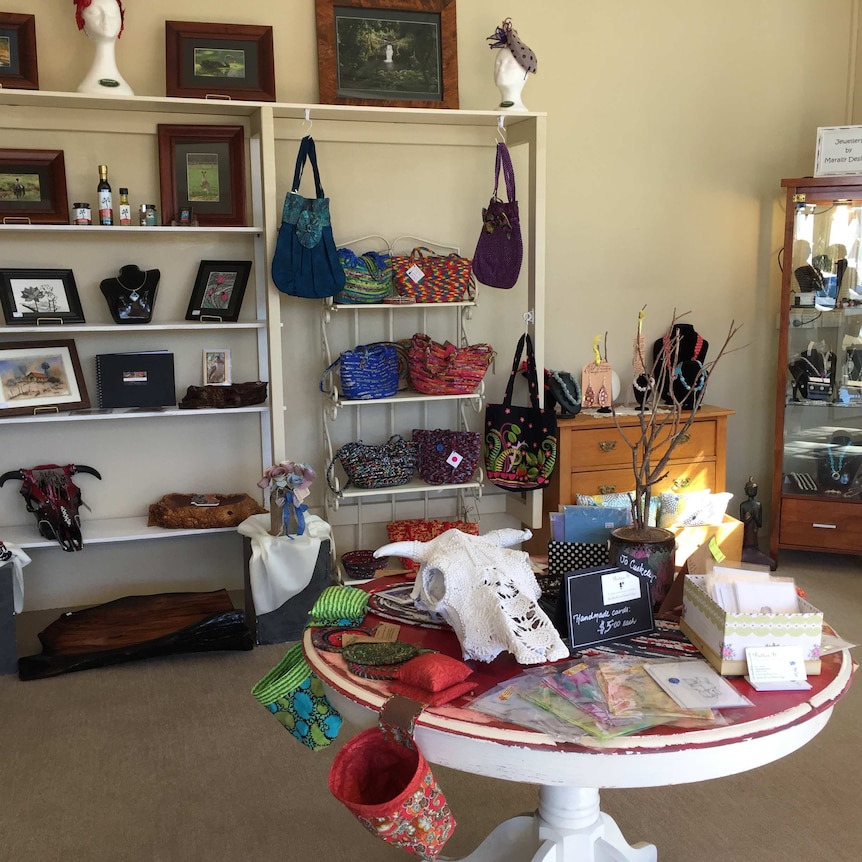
(2, 0), (859, 607)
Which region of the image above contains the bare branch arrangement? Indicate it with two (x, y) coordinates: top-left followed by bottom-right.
(613, 309), (743, 534)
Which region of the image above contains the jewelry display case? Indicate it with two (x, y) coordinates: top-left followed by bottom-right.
(770, 176), (862, 559)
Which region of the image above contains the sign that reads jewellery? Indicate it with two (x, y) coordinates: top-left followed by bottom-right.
(553, 564), (655, 649)
(815, 126), (862, 176)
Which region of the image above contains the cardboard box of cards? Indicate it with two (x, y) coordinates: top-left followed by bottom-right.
(679, 574), (823, 676)
(670, 514), (743, 569)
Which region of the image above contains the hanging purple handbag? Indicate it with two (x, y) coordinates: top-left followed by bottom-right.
(472, 142), (522, 289)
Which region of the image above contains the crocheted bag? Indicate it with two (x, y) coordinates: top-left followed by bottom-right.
(327, 435), (418, 492)
(412, 429), (481, 485)
(335, 248), (392, 304)
(320, 342), (400, 401)
(407, 332), (495, 396)
(328, 696), (455, 858)
(251, 643), (342, 750)
(473, 142), (522, 289)
(391, 246), (475, 302)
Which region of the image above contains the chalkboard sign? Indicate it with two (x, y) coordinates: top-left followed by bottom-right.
(553, 564), (655, 649)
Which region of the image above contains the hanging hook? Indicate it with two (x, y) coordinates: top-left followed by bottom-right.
(496, 115), (506, 144)
(301, 107), (313, 136)
(523, 309), (534, 334)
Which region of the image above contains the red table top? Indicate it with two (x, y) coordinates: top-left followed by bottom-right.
(304, 576), (854, 755)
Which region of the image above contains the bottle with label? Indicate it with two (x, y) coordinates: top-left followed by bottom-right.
(97, 164), (113, 225)
(118, 187), (131, 226)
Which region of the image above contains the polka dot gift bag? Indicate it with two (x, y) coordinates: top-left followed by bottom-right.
(251, 643), (342, 750)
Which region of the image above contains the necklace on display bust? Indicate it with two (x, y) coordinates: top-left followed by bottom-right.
(117, 268), (148, 302)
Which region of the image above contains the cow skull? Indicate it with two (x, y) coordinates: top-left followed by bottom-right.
(0, 464), (101, 552)
(375, 528), (568, 665)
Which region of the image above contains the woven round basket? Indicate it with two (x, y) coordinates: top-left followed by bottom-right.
(341, 549), (388, 580)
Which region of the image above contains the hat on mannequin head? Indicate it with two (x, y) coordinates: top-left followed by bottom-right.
(73, 0), (125, 37)
(487, 18), (537, 77)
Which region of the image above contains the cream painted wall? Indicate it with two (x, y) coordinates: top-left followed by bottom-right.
(2, 0), (859, 586)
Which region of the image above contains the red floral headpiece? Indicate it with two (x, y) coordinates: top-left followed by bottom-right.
(73, 0), (125, 38)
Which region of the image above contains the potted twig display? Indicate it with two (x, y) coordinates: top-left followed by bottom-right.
(608, 309), (742, 610)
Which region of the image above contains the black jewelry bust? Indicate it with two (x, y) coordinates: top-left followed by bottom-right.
(100, 264), (160, 324)
(652, 323), (709, 406)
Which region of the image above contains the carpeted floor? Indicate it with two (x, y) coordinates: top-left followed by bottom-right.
(1, 550), (859, 861)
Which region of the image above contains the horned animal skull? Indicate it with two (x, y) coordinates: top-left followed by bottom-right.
(375, 528), (569, 665)
(0, 464), (101, 552)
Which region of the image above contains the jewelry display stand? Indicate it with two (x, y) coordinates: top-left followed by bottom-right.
(100, 263), (160, 323)
(771, 175), (862, 560)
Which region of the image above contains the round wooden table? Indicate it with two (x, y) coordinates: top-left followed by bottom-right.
(303, 581), (853, 862)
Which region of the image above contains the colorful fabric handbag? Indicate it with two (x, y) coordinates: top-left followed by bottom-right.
(251, 643), (342, 750)
(326, 435), (418, 492)
(271, 136), (346, 299)
(484, 333), (558, 491)
(473, 141), (522, 289)
(335, 248), (392, 304)
(412, 429), (481, 485)
(385, 519), (479, 573)
(391, 246), (475, 302)
(328, 696), (455, 858)
(407, 332), (495, 396)
(320, 342), (400, 401)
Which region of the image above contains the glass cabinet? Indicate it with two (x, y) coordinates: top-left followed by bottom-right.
(771, 176), (862, 559)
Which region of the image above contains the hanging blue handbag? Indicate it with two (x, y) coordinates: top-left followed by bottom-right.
(271, 136), (346, 299)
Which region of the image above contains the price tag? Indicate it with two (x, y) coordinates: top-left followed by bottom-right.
(406, 264), (426, 283)
(447, 450), (463, 468)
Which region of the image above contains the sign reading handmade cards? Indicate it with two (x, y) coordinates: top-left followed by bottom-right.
(555, 564), (654, 649)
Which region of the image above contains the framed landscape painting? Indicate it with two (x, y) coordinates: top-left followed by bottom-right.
(315, 0), (458, 108)
(0, 339), (90, 417)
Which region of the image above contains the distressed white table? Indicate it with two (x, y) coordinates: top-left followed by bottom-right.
(303, 626), (852, 862)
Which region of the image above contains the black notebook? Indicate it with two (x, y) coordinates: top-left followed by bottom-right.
(96, 351), (176, 409)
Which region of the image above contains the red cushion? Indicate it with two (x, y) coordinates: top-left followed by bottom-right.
(388, 679), (477, 707)
(394, 652), (473, 692)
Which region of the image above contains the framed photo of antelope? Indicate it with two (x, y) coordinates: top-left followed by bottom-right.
(0, 339), (90, 417)
(156, 125), (246, 227)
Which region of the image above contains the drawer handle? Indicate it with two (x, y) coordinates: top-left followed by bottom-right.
(812, 523), (837, 529)
(598, 440), (617, 452)
(598, 484), (617, 494)
(672, 477), (692, 490)
(678, 433), (691, 445)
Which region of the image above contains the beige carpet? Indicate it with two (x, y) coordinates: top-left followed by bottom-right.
(1, 550), (860, 862)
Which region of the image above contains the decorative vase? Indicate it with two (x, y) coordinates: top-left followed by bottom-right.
(608, 526), (676, 612)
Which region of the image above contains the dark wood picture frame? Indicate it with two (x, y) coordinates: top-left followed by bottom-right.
(0, 149), (68, 225)
(164, 21), (276, 102)
(185, 259), (252, 322)
(0, 12), (39, 90)
(314, 0), (458, 108)
(0, 338), (90, 417)
(157, 125), (246, 228)
(0, 268), (85, 326)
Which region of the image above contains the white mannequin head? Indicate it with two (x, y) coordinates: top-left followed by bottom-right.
(74, 0), (133, 95)
(487, 19), (536, 112)
(494, 47), (528, 111)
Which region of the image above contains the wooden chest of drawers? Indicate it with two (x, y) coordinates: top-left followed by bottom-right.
(524, 405), (733, 553)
